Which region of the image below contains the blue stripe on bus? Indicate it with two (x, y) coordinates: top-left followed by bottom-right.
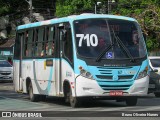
(98, 81), (133, 86)
(47, 66), (53, 92)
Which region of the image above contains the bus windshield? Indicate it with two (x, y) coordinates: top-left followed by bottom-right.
(74, 18), (146, 59)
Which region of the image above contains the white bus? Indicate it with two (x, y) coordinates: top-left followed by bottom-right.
(13, 14), (149, 108)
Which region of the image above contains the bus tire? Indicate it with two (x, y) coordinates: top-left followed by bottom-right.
(126, 97), (137, 106)
(154, 92), (160, 97)
(28, 83), (39, 102)
(40, 95), (46, 101)
(64, 82), (70, 103)
(69, 89), (81, 108)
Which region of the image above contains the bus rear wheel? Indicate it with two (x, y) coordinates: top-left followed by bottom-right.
(28, 83), (39, 102)
(125, 97), (137, 106)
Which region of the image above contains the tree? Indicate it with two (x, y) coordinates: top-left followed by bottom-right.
(112, 0), (160, 51)
(0, 0), (30, 41)
(0, 0), (29, 16)
(0, 0), (56, 39)
(56, 0), (104, 17)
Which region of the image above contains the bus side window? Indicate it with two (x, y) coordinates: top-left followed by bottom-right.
(44, 27), (50, 56)
(41, 26), (51, 56)
(27, 30), (33, 57)
(24, 31), (28, 57)
(38, 27), (44, 57)
(48, 26), (55, 56)
(34, 29), (39, 57)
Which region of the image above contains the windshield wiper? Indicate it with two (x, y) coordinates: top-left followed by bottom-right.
(96, 44), (113, 62)
(111, 28), (135, 62)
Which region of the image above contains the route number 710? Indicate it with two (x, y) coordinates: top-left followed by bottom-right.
(76, 34), (98, 47)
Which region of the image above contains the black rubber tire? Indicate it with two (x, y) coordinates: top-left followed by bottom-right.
(64, 84), (70, 103)
(28, 83), (39, 102)
(64, 90), (70, 103)
(69, 88), (81, 108)
(154, 92), (160, 97)
(40, 95), (46, 101)
(126, 97), (137, 106)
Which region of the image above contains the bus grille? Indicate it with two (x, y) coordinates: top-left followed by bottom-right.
(95, 66), (135, 91)
(0, 72), (11, 75)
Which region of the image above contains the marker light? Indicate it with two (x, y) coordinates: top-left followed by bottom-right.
(79, 66), (83, 70)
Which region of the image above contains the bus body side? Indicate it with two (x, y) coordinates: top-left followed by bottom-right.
(13, 20), (75, 98)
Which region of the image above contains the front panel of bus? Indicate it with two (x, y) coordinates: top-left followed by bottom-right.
(73, 18), (149, 97)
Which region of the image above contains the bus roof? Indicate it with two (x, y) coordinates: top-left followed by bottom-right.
(17, 14), (137, 30)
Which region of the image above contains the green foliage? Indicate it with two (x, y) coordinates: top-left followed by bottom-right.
(56, 0), (95, 17)
(0, 6), (10, 14)
(112, 0), (160, 51)
(0, 1), (10, 15)
(0, 0), (28, 16)
(56, 0), (76, 17)
(146, 37), (159, 51)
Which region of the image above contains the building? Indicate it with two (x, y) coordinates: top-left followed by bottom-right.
(0, 38), (14, 60)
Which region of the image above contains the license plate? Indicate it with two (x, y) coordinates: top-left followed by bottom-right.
(149, 84), (155, 88)
(109, 91), (123, 96)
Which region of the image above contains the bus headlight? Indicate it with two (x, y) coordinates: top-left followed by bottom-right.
(136, 67), (148, 80)
(79, 67), (93, 79)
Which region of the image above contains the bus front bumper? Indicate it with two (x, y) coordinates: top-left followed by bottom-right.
(75, 75), (149, 97)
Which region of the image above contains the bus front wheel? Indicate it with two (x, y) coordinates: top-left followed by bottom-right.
(69, 89), (81, 108)
(125, 97), (137, 106)
(28, 83), (39, 102)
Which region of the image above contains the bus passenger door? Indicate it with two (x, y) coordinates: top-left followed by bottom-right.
(13, 33), (24, 92)
(57, 27), (64, 94)
(56, 23), (73, 95)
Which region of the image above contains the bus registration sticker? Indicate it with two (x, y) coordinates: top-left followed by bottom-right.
(109, 91), (123, 96)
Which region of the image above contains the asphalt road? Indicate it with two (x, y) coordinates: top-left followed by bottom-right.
(0, 82), (160, 119)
